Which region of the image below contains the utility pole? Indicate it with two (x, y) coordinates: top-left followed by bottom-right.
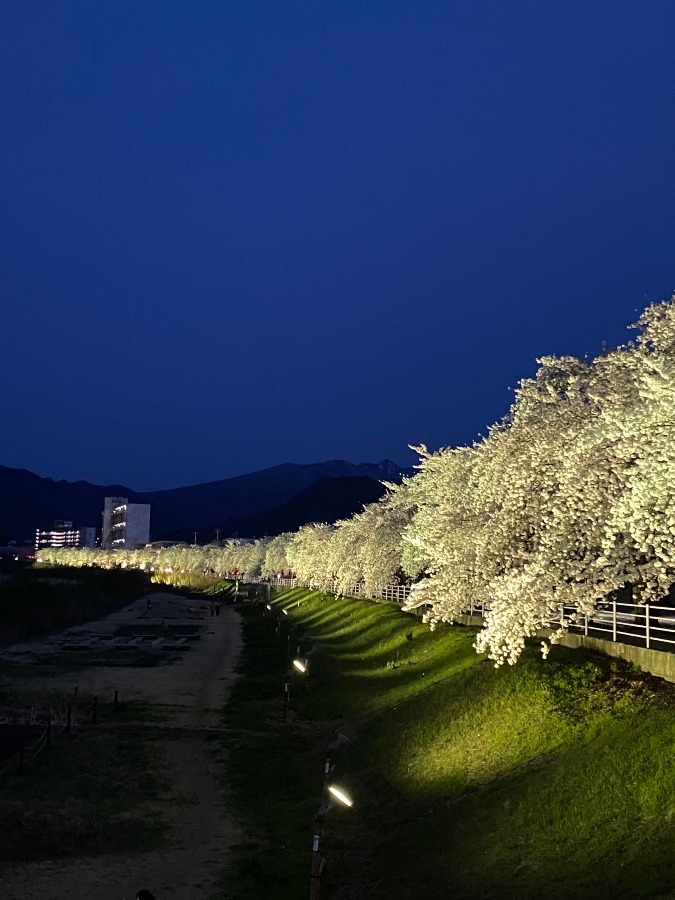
(215, 528), (220, 542)
(193, 531), (198, 545)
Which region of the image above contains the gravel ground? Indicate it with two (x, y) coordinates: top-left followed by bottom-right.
(0, 592), (243, 900)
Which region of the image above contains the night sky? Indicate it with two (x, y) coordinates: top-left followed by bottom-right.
(2, 2), (673, 490)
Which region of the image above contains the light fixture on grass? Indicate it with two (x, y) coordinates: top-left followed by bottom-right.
(311, 784), (355, 899)
(327, 785), (353, 808)
(293, 658), (307, 674)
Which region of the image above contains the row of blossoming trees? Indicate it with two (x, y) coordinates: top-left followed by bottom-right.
(40, 299), (675, 665)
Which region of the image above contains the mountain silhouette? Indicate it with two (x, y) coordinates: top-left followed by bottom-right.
(161, 475), (389, 541)
(0, 460), (407, 542)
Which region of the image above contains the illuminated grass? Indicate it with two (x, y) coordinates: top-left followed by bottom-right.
(274, 589), (479, 719)
(258, 588), (675, 898)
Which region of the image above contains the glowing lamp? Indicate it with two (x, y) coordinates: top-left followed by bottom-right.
(328, 785), (353, 808)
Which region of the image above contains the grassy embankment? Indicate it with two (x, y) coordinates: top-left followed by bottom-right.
(224, 586), (675, 900)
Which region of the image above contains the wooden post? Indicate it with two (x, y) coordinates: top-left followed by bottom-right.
(309, 832), (324, 900)
(283, 682), (290, 723)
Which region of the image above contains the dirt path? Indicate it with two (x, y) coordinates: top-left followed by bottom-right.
(0, 592), (243, 900)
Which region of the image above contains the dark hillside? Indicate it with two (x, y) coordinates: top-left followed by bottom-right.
(0, 465), (144, 541)
(161, 475), (388, 541)
(0, 459), (404, 541)
(144, 459), (405, 533)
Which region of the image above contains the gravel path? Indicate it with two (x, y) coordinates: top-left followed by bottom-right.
(0, 592), (243, 900)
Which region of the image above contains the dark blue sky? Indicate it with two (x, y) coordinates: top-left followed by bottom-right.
(2, 1), (673, 490)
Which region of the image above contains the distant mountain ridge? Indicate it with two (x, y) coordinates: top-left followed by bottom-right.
(143, 459), (407, 534)
(163, 475), (389, 542)
(0, 465), (144, 544)
(0, 459), (409, 542)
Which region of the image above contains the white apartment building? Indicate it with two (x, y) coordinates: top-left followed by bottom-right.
(101, 497), (151, 549)
(35, 520), (96, 551)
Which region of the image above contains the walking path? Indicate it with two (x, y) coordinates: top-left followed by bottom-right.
(0, 592), (243, 900)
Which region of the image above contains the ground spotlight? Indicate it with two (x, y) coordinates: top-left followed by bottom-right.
(327, 785), (353, 808)
(293, 658), (307, 674)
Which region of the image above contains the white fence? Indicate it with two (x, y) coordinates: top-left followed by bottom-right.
(270, 577), (411, 605)
(557, 600), (675, 651)
(267, 578), (675, 654)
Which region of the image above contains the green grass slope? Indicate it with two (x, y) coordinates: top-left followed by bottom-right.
(224, 587), (675, 900)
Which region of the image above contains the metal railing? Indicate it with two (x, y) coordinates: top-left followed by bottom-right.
(555, 600), (675, 651)
(267, 577), (675, 654)
(269, 577), (412, 604)
(345, 582), (412, 604)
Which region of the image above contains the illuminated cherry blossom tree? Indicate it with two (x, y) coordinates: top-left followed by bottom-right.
(38, 298), (675, 667)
